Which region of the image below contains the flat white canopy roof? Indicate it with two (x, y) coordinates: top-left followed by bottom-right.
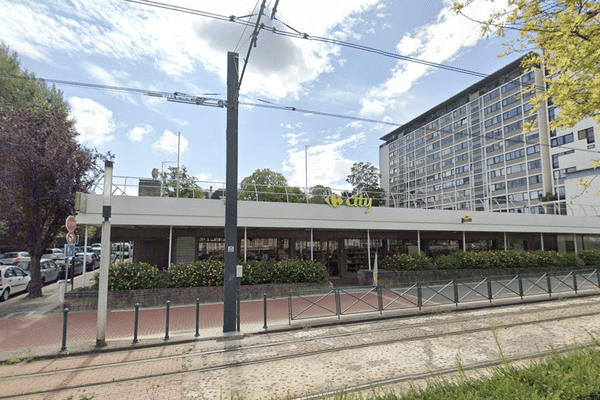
(75, 194), (600, 235)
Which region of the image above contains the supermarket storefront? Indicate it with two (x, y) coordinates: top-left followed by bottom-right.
(75, 194), (600, 275)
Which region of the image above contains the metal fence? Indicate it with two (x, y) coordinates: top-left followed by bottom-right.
(288, 269), (600, 323)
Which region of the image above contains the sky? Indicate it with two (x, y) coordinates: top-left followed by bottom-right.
(1, 0), (520, 193)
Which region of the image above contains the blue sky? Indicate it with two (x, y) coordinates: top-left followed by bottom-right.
(1, 0), (519, 192)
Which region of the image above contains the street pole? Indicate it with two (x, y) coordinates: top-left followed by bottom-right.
(96, 160), (113, 347)
(223, 52), (239, 333)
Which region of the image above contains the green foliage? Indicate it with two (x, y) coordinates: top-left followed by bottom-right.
(0, 42), (99, 298)
(346, 162), (386, 206)
(452, 0), (600, 131)
(159, 165), (204, 198)
(382, 252), (433, 271)
(308, 185), (331, 204)
(579, 250), (600, 266)
(93, 262), (165, 291)
(238, 168), (305, 203)
(435, 250), (584, 270)
(95, 259), (329, 291)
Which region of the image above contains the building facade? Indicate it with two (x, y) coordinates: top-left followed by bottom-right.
(380, 55), (598, 214)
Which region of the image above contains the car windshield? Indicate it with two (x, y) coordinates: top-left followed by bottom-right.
(15, 261), (30, 271)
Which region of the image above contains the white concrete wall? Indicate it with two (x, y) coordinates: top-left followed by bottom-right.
(76, 193), (600, 235)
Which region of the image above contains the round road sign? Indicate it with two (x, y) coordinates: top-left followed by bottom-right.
(65, 215), (77, 232)
(66, 232), (76, 244)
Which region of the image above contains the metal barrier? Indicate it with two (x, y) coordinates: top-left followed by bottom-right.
(288, 269), (600, 323)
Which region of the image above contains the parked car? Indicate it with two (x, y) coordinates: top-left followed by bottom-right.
(0, 251), (30, 265)
(59, 257), (84, 280)
(15, 259), (61, 285)
(75, 252), (100, 271)
(0, 265), (30, 301)
(42, 248), (66, 266)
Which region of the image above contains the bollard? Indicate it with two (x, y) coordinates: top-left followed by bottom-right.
(487, 278), (493, 303)
(573, 272), (578, 294)
(263, 292), (268, 330)
(518, 275), (524, 299)
(377, 286), (383, 315)
(453, 280), (459, 307)
(60, 308), (69, 351)
(164, 300), (170, 340)
(195, 298), (200, 337)
(236, 280), (240, 332)
(133, 303), (139, 344)
(417, 284), (422, 311)
(547, 275), (553, 297)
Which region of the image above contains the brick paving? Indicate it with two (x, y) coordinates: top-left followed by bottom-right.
(0, 297), (295, 356)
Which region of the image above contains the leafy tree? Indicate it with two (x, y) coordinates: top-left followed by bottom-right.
(308, 185), (332, 204)
(160, 166), (204, 198)
(0, 107), (96, 298)
(346, 162), (386, 206)
(239, 168), (305, 203)
(0, 44), (100, 298)
(0, 42), (68, 114)
(452, 0), (600, 130)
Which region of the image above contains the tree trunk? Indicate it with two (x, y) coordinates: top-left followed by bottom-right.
(27, 248), (43, 298)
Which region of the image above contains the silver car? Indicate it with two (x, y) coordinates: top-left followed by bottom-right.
(15, 259), (61, 286)
(0, 251), (30, 265)
(0, 266), (30, 301)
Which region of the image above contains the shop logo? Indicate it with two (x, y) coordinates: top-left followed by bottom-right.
(325, 193), (373, 213)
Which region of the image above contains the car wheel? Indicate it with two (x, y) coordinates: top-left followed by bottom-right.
(1, 288), (9, 301)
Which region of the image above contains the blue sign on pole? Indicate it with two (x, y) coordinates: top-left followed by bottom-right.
(64, 244), (76, 258)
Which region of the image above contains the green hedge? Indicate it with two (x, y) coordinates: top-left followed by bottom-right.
(380, 250), (598, 272)
(434, 250), (584, 270)
(382, 252), (434, 271)
(579, 250), (600, 266)
(92, 259), (329, 291)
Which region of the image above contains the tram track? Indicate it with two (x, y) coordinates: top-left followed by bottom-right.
(2, 298), (600, 399)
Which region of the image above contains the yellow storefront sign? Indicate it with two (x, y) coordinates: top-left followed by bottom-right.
(325, 193), (373, 213)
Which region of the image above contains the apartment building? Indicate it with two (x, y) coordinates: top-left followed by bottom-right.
(379, 54), (598, 214)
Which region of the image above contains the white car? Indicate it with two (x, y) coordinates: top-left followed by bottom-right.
(0, 265), (31, 301)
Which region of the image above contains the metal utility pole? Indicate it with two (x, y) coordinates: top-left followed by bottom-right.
(223, 0), (267, 333)
(96, 160), (113, 347)
(223, 52), (239, 333)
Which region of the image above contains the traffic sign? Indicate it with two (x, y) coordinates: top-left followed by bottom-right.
(66, 232), (75, 244)
(64, 244), (75, 257)
(65, 215), (77, 232)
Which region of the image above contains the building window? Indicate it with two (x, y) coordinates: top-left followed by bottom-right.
(528, 159), (541, 170)
(550, 133), (574, 147)
(526, 144), (540, 155)
(502, 80), (520, 93)
(502, 93), (521, 107)
(484, 102), (501, 115)
(578, 127), (595, 144)
(483, 89), (500, 103)
(503, 106), (522, 121)
(485, 115), (502, 128)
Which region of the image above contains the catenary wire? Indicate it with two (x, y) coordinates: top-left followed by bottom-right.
(5, 74), (599, 155)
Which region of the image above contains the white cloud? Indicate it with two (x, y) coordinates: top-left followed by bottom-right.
(283, 133), (366, 189)
(151, 130), (189, 154)
(282, 132), (307, 147)
(69, 97), (115, 146)
(195, 173), (214, 182)
(128, 125), (154, 142)
(360, 0), (509, 117)
(0, 0), (381, 101)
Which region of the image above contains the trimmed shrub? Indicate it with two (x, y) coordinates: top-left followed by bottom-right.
(435, 250), (584, 270)
(91, 261), (165, 291)
(94, 259), (328, 291)
(580, 250), (600, 266)
(383, 252), (433, 271)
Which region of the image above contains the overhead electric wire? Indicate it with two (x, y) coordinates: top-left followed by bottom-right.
(3, 74), (402, 127)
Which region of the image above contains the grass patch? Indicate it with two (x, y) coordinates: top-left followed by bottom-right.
(318, 342), (600, 399)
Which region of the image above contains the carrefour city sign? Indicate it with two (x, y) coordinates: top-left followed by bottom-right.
(325, 193), (373, 213)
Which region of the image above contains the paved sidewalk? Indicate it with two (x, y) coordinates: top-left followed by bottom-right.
(0, 294), (297, 360)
